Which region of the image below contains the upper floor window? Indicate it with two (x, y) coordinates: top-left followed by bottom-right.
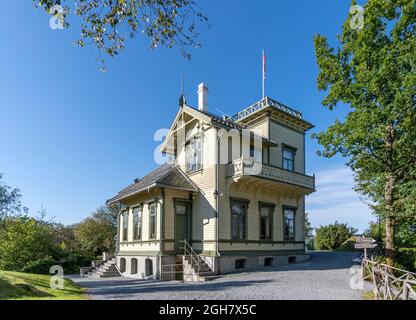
(284, 207), (296, 241)
(122, 211), (128, 241)
(185, 136), (203, 173)
(132, 207), (142, 240)
(260, 204), (274, 240)
(283, 147), (295, 171)
(231, 199), (248, 241)
(149, 204), (157, 239)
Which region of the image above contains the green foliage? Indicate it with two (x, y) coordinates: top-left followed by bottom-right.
(0, 216), (58, 271)
(74, 206), (117, 256)
(20, 256), (57, 275)
(336, 237), (361, 252)
(313, 0), (416, 261)
(0, 214), (99, 274)
(33, 0), (208, 66)
(314, 222), (357, 251)
(364, 220), (385, 242)
(20, 253), (95, 275)
(0, 174), (25, 219)
(396, 248), (416, 272)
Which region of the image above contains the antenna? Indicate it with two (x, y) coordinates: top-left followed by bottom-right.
(179, 75), (186, 107)
(181, 75), (184, 96)
(262, 49), (266, 99)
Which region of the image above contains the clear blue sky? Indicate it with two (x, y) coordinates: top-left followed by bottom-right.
(0, 0), (372, 231)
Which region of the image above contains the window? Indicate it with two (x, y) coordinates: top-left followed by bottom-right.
(284, 207), (296, 241)
(122, 211), (128, 241)
(132, 207), (142, 240)
(119, 258), (126, 273)
(185, 136), (203, 173)
(250, 144), (255, 158)
(260, 205), (273, 240)
(288, 256), (297, 264)
(131, 258), (138, 274)
(235, 259), (246, 270)
(149, 204), (157, 239)
(175, 204), (187, 215)
(264, 258), (273, 267)
(283, 147), (295, 171)
(145, 259), (153, 276)
(231, 199), (248, 241)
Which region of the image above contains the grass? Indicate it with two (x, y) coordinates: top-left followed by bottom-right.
(0, 270), (87, 300)
(362, 290), (376, 300)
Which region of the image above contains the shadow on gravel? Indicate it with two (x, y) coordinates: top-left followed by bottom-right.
(83, 279), (273, 296)
(239, 251), (361, 274)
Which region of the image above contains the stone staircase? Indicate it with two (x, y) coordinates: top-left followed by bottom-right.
(183, 255), (219, 282)
(86, 258), (121, 278)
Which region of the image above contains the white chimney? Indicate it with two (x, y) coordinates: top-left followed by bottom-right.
(198, 83), (208, 112)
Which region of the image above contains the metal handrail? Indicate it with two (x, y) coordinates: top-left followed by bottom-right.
(160, 240), (206, 282)
(232, 97), (303, 122)
(181, 239), (203, 281)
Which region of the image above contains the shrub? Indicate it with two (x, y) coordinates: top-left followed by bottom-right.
(0, 216), (57, 271)
(21, 256), (58, 274)
(396, 248), (416, 273)
(314, 222), (357, 251)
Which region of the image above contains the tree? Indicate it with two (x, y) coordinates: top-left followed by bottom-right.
(304, 212), (314, 240)
(0, 174), (25, 219)
(34, 0), (208, 67)
(0, 215), (58, 271)
(314, 222), (357, 251)
(313, 0), (416, 265)
(74, 206), (117, 256)
(304, 212), (315, 250)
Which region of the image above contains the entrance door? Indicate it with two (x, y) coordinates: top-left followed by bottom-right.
(175, 202), (191, 252)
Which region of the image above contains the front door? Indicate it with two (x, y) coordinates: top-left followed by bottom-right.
(175, 202), (191, 252)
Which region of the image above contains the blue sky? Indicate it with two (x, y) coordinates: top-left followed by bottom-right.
(0, 0), (373, 231)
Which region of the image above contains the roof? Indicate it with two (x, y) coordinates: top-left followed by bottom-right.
(190, 107), (278, 147)
(106, 164), (198, 204)
(233, 97), (315, 130)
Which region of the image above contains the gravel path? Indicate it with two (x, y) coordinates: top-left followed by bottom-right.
(72, 252), (372, 300)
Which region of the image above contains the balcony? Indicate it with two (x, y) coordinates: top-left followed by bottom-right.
(225, 158), (315, 191)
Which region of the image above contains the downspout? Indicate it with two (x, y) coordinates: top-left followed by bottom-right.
(159, 188), (165, 280)
(215, 131), (221, 271)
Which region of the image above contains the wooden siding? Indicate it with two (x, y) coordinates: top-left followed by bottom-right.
(118, 188), (161, 252)
(163, 188), (190, 251)
(269, 120), (305, 174)
(186, 127), (217, 253)
(217, 178), (305, 252)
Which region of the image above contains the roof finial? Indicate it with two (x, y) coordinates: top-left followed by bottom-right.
(179, 75), (186, 107)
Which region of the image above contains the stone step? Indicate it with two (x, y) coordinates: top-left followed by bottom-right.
(200, 274), (221, 282)
(97, 265), (118, 272)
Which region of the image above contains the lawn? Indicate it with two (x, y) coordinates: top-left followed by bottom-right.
(0, 270), (87, 300)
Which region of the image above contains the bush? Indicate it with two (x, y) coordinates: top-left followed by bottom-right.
(20, 253), (97, 275)
(396, 248), (416, 273)
(314, 222), (357, 251)
(21, 256), (58, 274)
(59, 253), (97, 274)
(0, 216), (58, 271)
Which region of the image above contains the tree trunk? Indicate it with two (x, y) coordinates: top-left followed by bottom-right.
(384, 123), (395, 266)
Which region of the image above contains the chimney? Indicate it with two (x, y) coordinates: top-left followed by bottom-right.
(198, 83), (208, 112)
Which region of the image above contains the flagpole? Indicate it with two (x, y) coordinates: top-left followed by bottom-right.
(262, 49), (265, 99)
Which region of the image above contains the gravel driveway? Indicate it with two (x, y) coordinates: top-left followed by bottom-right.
(72, 252), (372, 300)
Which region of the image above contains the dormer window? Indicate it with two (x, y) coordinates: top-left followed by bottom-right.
(282, 147), (295, 171)
(185, 136), (203, 173)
